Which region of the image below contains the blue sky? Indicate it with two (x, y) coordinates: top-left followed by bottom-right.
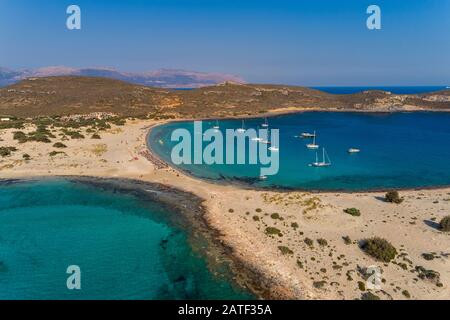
(1, 0), (449, 85)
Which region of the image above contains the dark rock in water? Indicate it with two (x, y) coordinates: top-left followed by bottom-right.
(160, 239), (169, 249)
(175, 275), (186, 283)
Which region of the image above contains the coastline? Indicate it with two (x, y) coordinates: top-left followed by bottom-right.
(146, 113), (450, 194)
(1, 113), (450, 300)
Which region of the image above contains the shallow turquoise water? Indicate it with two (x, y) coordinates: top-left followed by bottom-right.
(149, 112), (450, 191)
(0, 179), (252, 300)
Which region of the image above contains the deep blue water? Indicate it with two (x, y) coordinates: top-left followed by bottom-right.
(312, 86), (447, 94)
(0, 179), (252, 300)
(149, 112), (450, 191)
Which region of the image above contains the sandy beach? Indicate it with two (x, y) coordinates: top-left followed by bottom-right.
(1, 117), (449, 300)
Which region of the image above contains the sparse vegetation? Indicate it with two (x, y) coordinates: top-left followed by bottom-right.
(344, 208), (361, 217)
(343, 236), (352, 245)
(402, 290), (411, 299)
(313, 281), (326, 289)
(317, 238), (328, 246)
(360, 237), (397, 262)
(422, 253), (435, 261)
(415, 266), (441, 285)
(270, 213), (280, 219)
(439, 216), (450, 232)
(0, 147), (17, 157)
(361, 292), (380, 300)
(49, 151), (66, 157)
(13, 131), (27, 143)
(53, 142), (67, 148)
(278, 246), (293, 255)
(385, 191), (404, 204)
(304, 237), (314, 247)
(357, 281), (366, 291)
(265, 227), (282, 237)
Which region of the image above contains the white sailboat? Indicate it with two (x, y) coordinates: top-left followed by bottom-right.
(237, 120), (246, 133)
(261, 117), (269, 128)
(213, 120), (220, 130)
(311, 148), (331, 167)
(306, 131), (319, 149)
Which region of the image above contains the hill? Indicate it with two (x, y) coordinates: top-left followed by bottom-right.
(0, 76), (449, 119)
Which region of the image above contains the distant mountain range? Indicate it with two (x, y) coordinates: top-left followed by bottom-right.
(0, 67), (245, 88)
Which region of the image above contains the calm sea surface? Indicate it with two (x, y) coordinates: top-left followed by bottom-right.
(0, 179), (252, 299)
(149, 112), (450, 191)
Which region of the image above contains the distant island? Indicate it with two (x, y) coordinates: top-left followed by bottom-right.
(0, 67), (244, 89)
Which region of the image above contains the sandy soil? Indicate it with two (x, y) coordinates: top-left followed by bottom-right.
(1, 118), (449, 300)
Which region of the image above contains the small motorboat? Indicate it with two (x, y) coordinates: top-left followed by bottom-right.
(213, 120), (220, 130)
(348, 148), (361, 153)
(301, 132), (316, 138)
(261, 117), (269, 128)
(268, 146), (279, 152)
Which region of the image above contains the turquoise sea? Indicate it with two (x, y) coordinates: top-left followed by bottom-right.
(149, 112), (450, 191)
(0, 179), (252, 300)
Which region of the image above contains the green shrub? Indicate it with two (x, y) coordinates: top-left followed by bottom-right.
(439, 216), (450, 232)
(91, 133), (101, 139)
(317, 238), (328, 246)
(270, 213), (280, 219)
(304, 237), (314, 247)
(22, 154), (31, 160)
(291, 222), (299, 229)
(0, 147), (17, 157)
(343, 236), (352, 245)
(313, 281), (326, 289)
(265, 227), (282, 236)
(13, 131), (28, 143)
(361, 237), (397, 262)
(357, 281), (366, 291)
(422, 253), (434, 261)
(385, 191), (404, 204)
(344, 208), (361, 217)
(402, 290), (411, 299)
(53, 142), (67, 148)
(415, 266), (441, 284)
(252, 215), (260, 221)
(278, 246), (293, 255)
(49, 151), (66, 157)
(361, 292), (380, 300)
